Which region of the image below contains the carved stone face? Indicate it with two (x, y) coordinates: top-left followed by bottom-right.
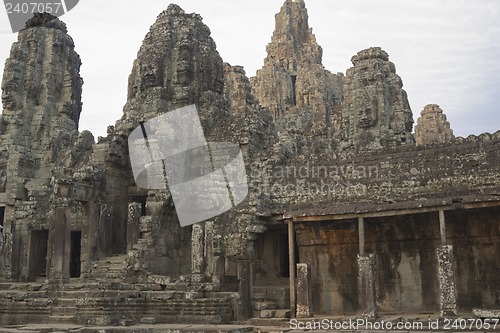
(142, 63), (162, 90)
(358, 107), (377, 129)
(176, 42), (194, 87)
(1, 83), (18, 110)
(1, 93), (16, 110)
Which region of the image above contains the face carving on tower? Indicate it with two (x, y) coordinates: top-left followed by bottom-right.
(1, 82), (19, 111)
(176, 41), (194, 87)
(142, 63), (162, 90)
(358, 107), (378, 129)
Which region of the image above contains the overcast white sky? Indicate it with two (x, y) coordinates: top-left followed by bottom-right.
(1, 0), (499, 139)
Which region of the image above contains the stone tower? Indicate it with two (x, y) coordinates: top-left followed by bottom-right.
(100, 4), (275, 282)
(415, 104), (454, 145)
(116, 4), (226, 138)
(251, 0), (343, 154)
(0, 13), (98, 281)
(340, 47), (414, 152)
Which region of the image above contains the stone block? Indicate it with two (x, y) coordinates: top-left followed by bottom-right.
(253, 301), (277, 310)
(274, 309), (291, 318)
(473, 309), (500, 318)
(140, 317), (157, 324)
(184, 291), (203, 300)
(120, 319), (135, 326)
(260, 310), (276, 318)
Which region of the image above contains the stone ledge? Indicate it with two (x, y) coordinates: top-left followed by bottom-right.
(473, 308), (500, 318)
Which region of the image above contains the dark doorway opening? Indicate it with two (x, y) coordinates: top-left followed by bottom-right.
(290, 75), (297, 106)
(279, 232), (299, 278)
(280, 233), (290, 277)
(0, 206), (4, 232)
(70, 231), (81, 278)
(29, 229), (48, 280)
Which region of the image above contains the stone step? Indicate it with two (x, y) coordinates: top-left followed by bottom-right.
(56, 298), (75, 307)
(51, 306), (76, 315)
(48, 315), (76, 324)
(249, 317), (291, 327)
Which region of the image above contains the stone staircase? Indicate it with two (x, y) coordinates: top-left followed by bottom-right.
(48, 297), (76, 323)
(252, 285), (291, 320)
(89, 254), (128, 280)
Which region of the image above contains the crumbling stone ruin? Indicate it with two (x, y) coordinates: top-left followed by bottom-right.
(0, 1), (499, 326)
(415, 104), (455, 146)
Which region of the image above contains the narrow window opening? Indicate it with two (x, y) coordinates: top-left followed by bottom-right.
(290, 75), (297, 106)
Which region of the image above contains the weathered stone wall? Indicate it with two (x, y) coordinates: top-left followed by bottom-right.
(266, 131), (500, 208)
(295, 213), (440, 315)
(447, 207), (500, 311)
(295, 220), (359, 314)
(366, 213), (441, 314)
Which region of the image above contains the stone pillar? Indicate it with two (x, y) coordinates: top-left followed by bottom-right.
(358, 217), (365, 255)
(237, 258), (252, 320)
(50, 206), (72, 286)
(296, 263), (313, 318)
(358, 253), (377, 318)
(0, 205), (13, 280)
(191, 223), (205, 283)
(437, 245), (458, 316)
(81, 202), (97, 277)
(127, 202), (141, 253)
(211, 235), (224, 284)
(439, 210), (447, 245)
(288, 220), (296, 317)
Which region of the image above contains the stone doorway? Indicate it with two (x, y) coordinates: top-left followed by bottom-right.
(70, 230), (81, 278)
(28, 229), (48, 280)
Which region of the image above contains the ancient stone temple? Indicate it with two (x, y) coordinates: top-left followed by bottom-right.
(0, 1), (499, 327)
(415, 104), (455, 145)
(340, 47), (414, 152)
(250, 0), (343, 154)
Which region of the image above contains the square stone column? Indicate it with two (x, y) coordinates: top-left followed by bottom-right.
(296, 263), (313, 318)
(126, 202), (141, 253)
(50, 206), (72, 286)
(191, 224), (205, 283)
(358, 253), (377, 318)
(237, 258), (252, 320)
(437, 245), (458, 316)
